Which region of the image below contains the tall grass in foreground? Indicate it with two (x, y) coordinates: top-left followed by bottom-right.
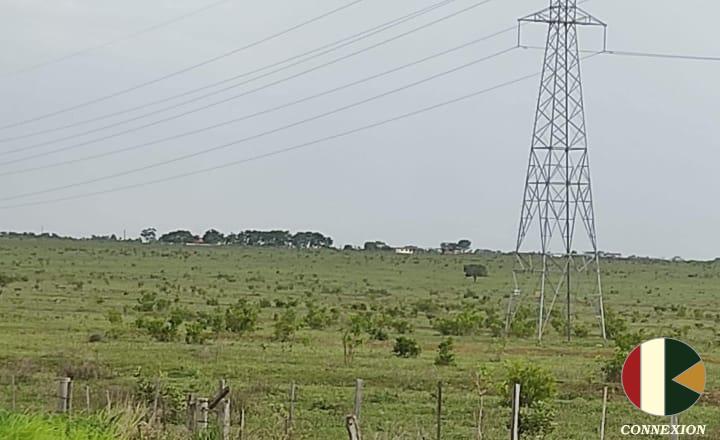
(0, 404), (148, 440)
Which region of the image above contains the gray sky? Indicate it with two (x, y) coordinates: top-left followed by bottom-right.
(0, 0), (718, 259)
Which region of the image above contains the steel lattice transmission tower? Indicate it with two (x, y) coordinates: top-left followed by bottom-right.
(505, 0), (607, 342)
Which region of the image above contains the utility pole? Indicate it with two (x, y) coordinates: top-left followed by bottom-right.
(506, 0), (607, 342)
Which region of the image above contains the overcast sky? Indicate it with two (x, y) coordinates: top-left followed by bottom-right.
(0, 0), (718, 259)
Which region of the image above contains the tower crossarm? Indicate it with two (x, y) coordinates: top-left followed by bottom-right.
(519, 6), (605, 27)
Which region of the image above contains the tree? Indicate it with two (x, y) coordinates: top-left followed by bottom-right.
(202, 229), (225, 244)
(291, 231), (333, 249)
(463, 264), (489, 282)
(158, 230), (195, 244)
(140, 228), (157, 243)
(458, 239), (472, 252)
(364, 241), (391, 251)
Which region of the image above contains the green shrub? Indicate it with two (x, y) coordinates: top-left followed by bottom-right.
(274, 309), (300, 342)
(136, 317), (178, 342)
(433, 309), (482, 336)
(500, 360), (556, 408)
(509, 306), (535, 338)
(197, 310), (225, 333)
(304, 303), (337, 330)
(434, 337), (456, 366)
(134, 292), (170, 312)
(225, 300), (258, 334)
(185, 321), (209, 345)
(604, 307), (628, 340)
(390, 319), (414, 334)
(484, 309), (505, 337)
(393, 337), (421, 358)
(573, 323), (590, 338)
(518, 400), (556, 438)
(500, 361), (557, 438)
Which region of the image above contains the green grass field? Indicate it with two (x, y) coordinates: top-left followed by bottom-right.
(0, 237), (718, 439)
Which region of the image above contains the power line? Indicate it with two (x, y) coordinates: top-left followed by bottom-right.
(0, 46), (517, 202)
(0, 0), (462, 144)
(602, 50), (720, 63)
(0, 0), (499, 162)
(0, 28), (517, 177)
(520, 45), (720, 62)
(2, 0), (234, 76)
(0, 58), (544, 210)
(0, 0), (366, 131)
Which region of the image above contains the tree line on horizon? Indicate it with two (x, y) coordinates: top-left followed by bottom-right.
(141, 228), (334, 249)
(0, 229), (476, 254)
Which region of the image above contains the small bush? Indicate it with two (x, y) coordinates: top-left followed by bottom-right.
(274, 309), (300, 342)
(573, 323), (590, 338)
(225, 300), (259, 334)
(136, 317), (178, 342)
(500, 360), (556, 408)
(304, 303), (337, 330)
(393, 337), (421, 358)
(390, 319), (414, 334)
(197, 310), (225, 333)
(500, 361), (556, 438)
(604, 308), (628, 340)
(185, 321), (209, 345)
(518, 401), (556, 438)
(434, 337), (456, 366)
(433, 309), (482, 336)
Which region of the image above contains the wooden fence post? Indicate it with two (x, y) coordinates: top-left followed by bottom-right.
(57, 377), (72, 413)
(436, 381), (443, 440)
(197, 398), (209, 431)
(510, 383), (521, 440)
(186, 394), (196, 432)
(353, 379), (363, 421)
(600, 387), (608, 440)
(219, 398), (231, 440)
(85, 386), (91, 412)
(218, 380), (230, 440)
(286, 382), (297, 436)
(346, 414), (362, 440)
(11, 375), (16, 411)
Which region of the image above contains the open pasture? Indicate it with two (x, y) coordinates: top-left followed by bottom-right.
(0, 237), (718, 439)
